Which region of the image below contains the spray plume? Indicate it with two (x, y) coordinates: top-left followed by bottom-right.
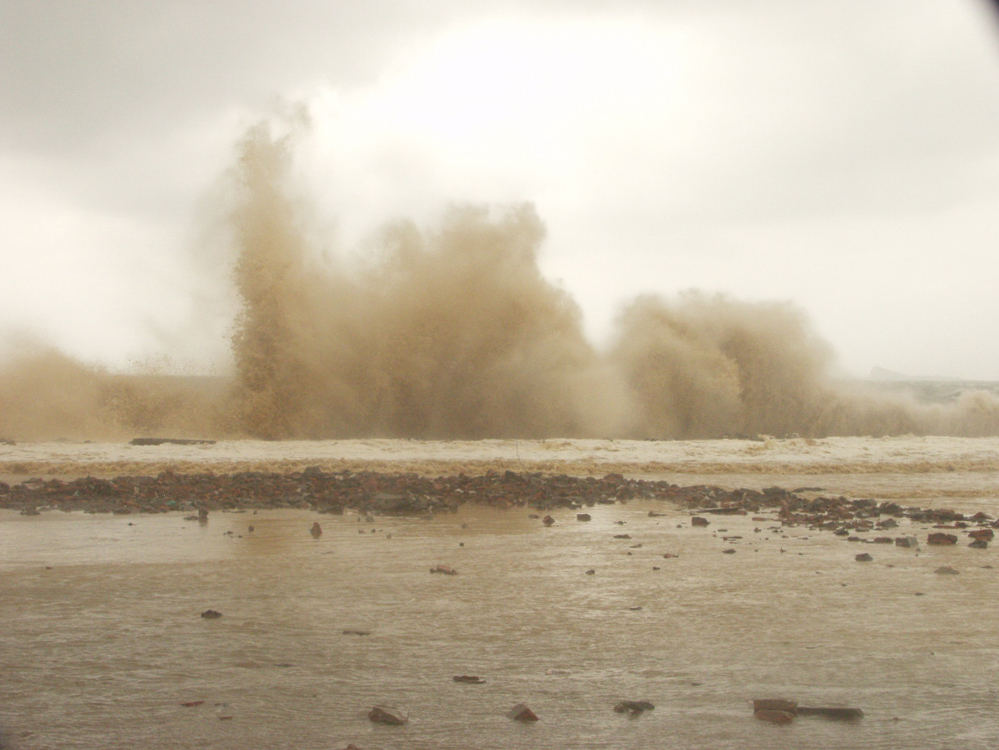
(0, 115), (996, 441)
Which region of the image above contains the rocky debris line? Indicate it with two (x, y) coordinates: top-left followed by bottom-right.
(0, 469), (693, 515)
(0, 471), (996, 546)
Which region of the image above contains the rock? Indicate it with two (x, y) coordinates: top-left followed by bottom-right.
(895, 536), (919, 548)
(722, 549), (737, 554)
(507, 703), (539, 722)
(342, 629), (371, 636)
(663, 552), (679, 558)
(452, 675), (485, 684)
(310, 522), (323, 538)
(368, 705), (408, 725)
(927, 533), (958, 545)
(542, 515), (555, 526)
(613, 534), (631, 539)
(584, 569), (596, 575)
(576, 513), (592, 522)
(855, 553), (873, 562)
(934, 566), (960, 575)
(969, 528), (995, 541)
(969, 539), (990, 549)
(200, 610), (222, 619)
(430, 564), (457, 575)
(691, 517), (709, 527)
(614, 700), (655, 713)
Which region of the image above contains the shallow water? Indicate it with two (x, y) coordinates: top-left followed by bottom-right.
(2, 486), (998, 750)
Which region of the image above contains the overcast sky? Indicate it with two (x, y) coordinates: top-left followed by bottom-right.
(2, 0), (999, 379)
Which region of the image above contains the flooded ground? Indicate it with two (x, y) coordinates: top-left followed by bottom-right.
(1, 437), (997, 749)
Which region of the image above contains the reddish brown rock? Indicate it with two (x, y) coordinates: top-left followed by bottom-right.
(927, 533), (958, 545)
(691, 517), (709, 527)
(507, 703), (539, 722)
(310, 521), (322, 538)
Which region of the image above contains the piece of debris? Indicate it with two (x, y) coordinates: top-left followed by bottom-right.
(614, 700), (655, 714)
(368, 705), (408, 725)
(179, 700), (204, 707)
(452, 675), (485, 684)
(507, 703), (539, 722)
(934, 566), (960, 575)
(430, 564), (457, 575)
(753, 699), (862, 723)
(200, 610), (222, 619)
(342, 629), (371, 636)
(129, 437), (216, 446)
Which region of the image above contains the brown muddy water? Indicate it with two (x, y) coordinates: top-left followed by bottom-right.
(2, 469), (998, 750)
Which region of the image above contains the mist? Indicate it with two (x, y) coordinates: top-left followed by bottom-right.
(1, 117), (997, 442)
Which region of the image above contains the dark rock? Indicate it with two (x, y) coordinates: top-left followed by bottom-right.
(753, 699), (797, 713)
(507, 703), (539, 721)
(342, 629), (371, 636)
(310, 521), (323, 538)
(722, 549), (737, 554)
(613, 534), (631, 539)
(542, 515), (555, 526)
(614, 700), (655, 713)
(969, 539), (990, 549)
(368, 705), (408, 725)
(584, 569), (596, 575)
(576, 513), (592, 522)
(969, 528), (994, 541)
(855, 553), (873, 562)
(934, 566), (960, 575)
(895, 536), (918, 548)
(200, 610), (222, 619)
(691, 517), (709, 527)
(452, 675), (485, 684)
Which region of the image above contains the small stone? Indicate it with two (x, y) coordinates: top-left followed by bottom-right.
(584, 569), (596, 575)
(452, 675), (485, 684)
(895, 536), (918, 548)
(430, 564), (457, 575)
(542, 516), (555, 526)
(691, 517), (709, 527)
(934, 566), (959, 575)
(855, 553), (873, 562)
(200, 610), (222, 619)
(614, 700), (655, 713)
(310, 522), (323, 538)
(576, 513), (592, 522)
(722, 548), (737, 554)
